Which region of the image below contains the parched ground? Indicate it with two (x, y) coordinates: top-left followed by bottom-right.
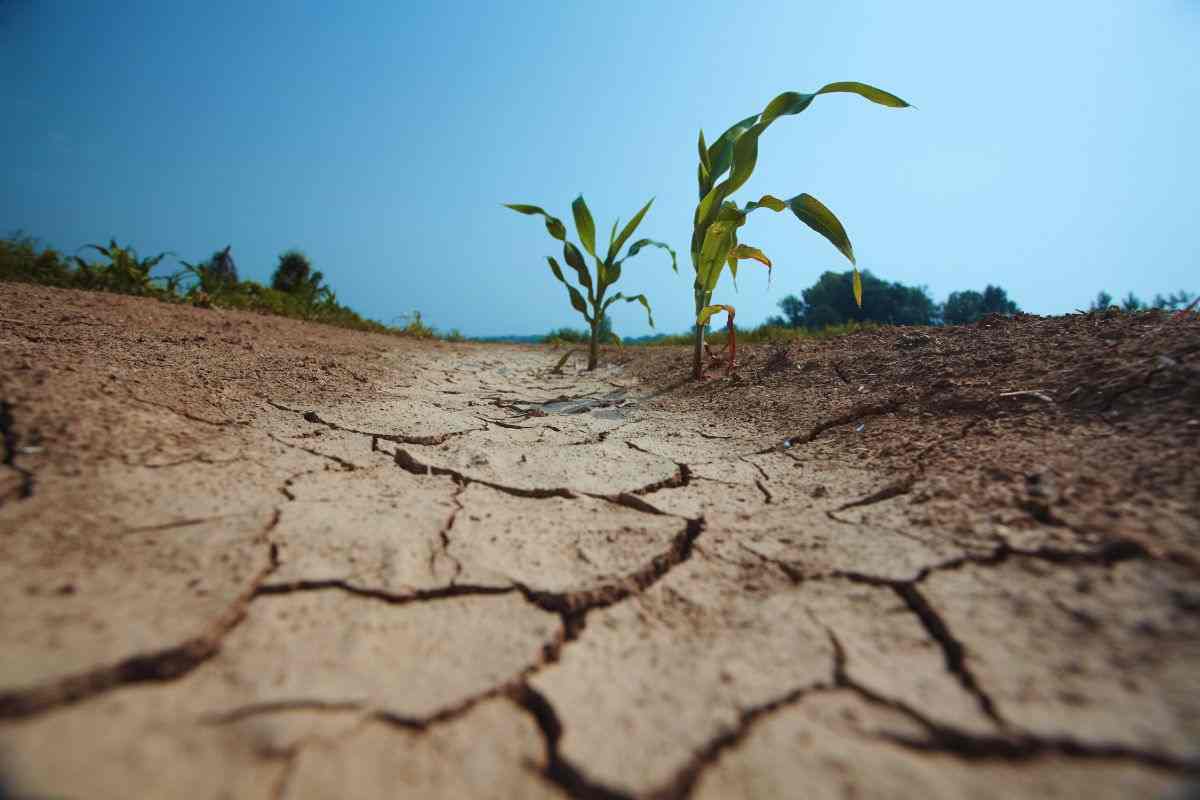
(1, 282), (1198, 799)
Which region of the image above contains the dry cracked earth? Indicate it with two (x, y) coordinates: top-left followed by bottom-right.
(1, 283), (1199, 799)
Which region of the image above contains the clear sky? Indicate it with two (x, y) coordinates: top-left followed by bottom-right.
(2, 1), (1197, 336)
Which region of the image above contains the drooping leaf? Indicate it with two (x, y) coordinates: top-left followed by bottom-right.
(853, 268), (863, 308)
(562, 241), (594, 299)
(547, 256), (592, 320)
(697, 81), (908, 236)
(623, 238), (677, 273)
(572, 195), (597, 258)
(607, 197), (654, 263)
(744, 194), (787, 213)
(818, 81), (911, 109)
(759, 82), (911, 126)
(603, 292), (656, 328)
(730, 244), (772, 268)
(505, 203), (567, 241)
(788, 193), (855, 264)
(697, 303), (735, 327)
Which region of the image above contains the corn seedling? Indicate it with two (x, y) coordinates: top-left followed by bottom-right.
(690, 82), (911, 377)
(506, 196), (676, 370)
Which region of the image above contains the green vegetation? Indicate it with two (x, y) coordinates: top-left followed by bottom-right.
(1090, 289), (1195, 312)
(766, 274), (1021, 328)
(0, 233), (437, 338)
(766, 270), (939, 329)
(688, 82), (911, 377)
(941, 285), (1018, 324)
(505, 195), (676, 370)
(640, 319), (880, 348)
(544, 316), (618, 346)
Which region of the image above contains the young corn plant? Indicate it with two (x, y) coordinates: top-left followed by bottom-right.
(506, 196), (676, 370)
(690, 82), (912, 378)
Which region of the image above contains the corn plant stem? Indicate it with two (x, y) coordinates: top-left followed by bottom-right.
(587, 287), (606, 372)
(588, 319), (600, 371)
(692, 284), (707, 379)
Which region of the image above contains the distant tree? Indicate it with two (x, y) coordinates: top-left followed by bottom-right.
(772, 270), (937, 330)
(271, 249), (331, 306)
(1151, 290), (1195, 310)
(181, 245), (239, 295)
(775, 295), (805, 328)
(1121, 291), (1144, 312)
(941, 291), (984, 325)
(942, 284), (1019, 325)
(1090, 290), (1114, 310)
(211, 245), (238, 285)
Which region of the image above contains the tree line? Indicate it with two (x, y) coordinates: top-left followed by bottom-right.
(764, 270), (1194, 329)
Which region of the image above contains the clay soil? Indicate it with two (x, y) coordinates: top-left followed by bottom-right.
(1, 282), (1198, 799)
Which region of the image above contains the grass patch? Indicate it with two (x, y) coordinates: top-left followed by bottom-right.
(1, 233), (440, 339)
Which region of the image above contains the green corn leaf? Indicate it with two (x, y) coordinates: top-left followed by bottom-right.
(697, 130), (711, 195)
(505, 203), (567, 241)
(607, 197), (654, 263)
(818, 81), (911, 108)
(788, 193), (855, 264)
(706, 114), (758, 182)
(744, 194), (788, 213)
(853, 268), (863, 307)
(562, 241), (595, 299)
(721, 119), (769, 198)
(623, 239), (677, 273)
(546, 255), (567, 284)
(603, 292), (656, 328)
(760, 83), (911, 126)
(608, 218), (618, 251)
(547, 256), (591, 320)
(572, 196), (597, 258)
(697, 220), (736, 293)
(700, 82), (908, 233)
(697, 303), (735, 327)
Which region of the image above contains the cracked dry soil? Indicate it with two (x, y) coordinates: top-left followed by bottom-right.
(1, 282), (1199, 799)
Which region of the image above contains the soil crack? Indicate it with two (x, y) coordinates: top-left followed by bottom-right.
(265, 398), (484, 446)
(0, 512), (282, 720)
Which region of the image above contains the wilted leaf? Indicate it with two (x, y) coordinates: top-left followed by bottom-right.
(697, 303), (735, 326)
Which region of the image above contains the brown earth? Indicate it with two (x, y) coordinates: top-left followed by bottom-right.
(1, 281), (1198, 799)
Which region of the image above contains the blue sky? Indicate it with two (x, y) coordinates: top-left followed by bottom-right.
(2, 1), (1197, 336)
